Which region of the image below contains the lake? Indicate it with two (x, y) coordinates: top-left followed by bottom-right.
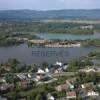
(35, 32), (100, 40)
(0, 44), (97, 65)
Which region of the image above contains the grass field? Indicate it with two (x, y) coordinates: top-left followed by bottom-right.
(42, 19), (100, 24)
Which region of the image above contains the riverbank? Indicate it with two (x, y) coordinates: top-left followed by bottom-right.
(45, 43), (81, 48)
(28, 39), (81, 48)
(0, 33), (40, 47)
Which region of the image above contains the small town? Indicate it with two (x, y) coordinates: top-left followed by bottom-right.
(0, 0), (100, 100)
(0, 54), (100, 100)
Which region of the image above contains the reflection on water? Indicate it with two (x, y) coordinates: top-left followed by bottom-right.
(0, 44), (97, 64)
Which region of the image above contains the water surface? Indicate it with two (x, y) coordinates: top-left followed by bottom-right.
(35, 32), (100, 40)
(0, 44), (97, 64)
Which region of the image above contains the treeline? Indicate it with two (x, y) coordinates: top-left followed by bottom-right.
(0, 35), (23, 46)
(0, 32), (40, 47)
(0, 21), (96, 34)
(66, 59), (93, 72)
(82, 39), (100, 46)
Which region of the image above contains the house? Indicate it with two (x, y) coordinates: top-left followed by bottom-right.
(47, 93), (54, 100)
(66, 91), (76, 99)
(79, 67), (96, 73)
(81, 84), (85, 89)
(66, 78), (76, 89)
(55, 61), (62, 67)
(37, 68), (45, 74)
(18, 80), (32, 89)
(97, 68), (100, 72)
(36, 68), (52, 81)
(27, 74), (32, 78)
(55, 84), (68, 92)
(54, 67), (63, 73)
(97, 84), (100, 88)
(0, 83), (14, 92)
(63, 65), (69, 70)
(80, 25), (93, 29)
(17, 74), (27, 80)
(45, 68), (49, 73)
(81, 82), (94, 89)
(28, 39), (46, 44)
(0, 83), (8, 91)
(87, 90), (99, 97)
(0, 78), (6, 83)
(36, 68), (46, 80)
(0, 96), (7, 100)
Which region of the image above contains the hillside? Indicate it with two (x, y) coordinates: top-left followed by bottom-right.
(0, 9), (100, 20)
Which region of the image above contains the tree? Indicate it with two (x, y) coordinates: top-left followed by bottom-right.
(41, 62), (48, 69)
(5, 73), (15, 83)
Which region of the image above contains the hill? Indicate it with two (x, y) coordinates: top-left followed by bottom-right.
(0, 9), (100, 21)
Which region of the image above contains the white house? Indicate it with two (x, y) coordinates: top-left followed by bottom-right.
(86, 68), (96, 73)
(27, 74), (32, 78)
(81, 82), (94, 89)
(63, 65), (69, 70)
(37, 68), (45, 74)
(47, 93), (54, 100)
(79, 67), (96, 73)
(45, 68), (49, 73)
(0, 78), (6, 83)
(87, 91), (99, 97)
(17, 74), (26, 80)
(81, 84), (85, 89)
(36, 68), (46, 80)
(55, 61), (62, 67)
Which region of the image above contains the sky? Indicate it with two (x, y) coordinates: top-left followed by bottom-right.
(0, 0), (100, 10)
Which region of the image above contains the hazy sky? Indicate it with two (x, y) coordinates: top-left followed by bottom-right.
(0, 0), (100, 10)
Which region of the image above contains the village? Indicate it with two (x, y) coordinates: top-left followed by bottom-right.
(0, 0), (100, 100)
(0, 59), (100, 100)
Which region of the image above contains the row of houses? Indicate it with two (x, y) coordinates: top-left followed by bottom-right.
(55, 78), (100, 99)
(79, 67), (100, 73)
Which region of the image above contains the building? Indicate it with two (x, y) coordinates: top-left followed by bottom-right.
(55, 61), (63, 67)
(0, 83), (14, 92)
(27, 74), (32, 78)
(18, 80), (32, 89)
(36, 68), (51, 81)
(55, 84), (68, 92)
(37, 68), (45, 74)
(45, 68), (49, 73)
(0, 78), (6, 83)
(79, 67), (96, 73)
(0, 83), (8, 91)
(63, 65), (69, 70)
(0, 96), (7, 100)
(54, 67), (63, 73)
(47, 93), (54, 100)
(36, 68), (46, 80)
(66, 91), (76, 99)
(66, 78), (76, 89)
(28, 39), (46, 44)
(87, 90), (99, 97)
(17, 74), (27, 80)
(81, 82), (94, 89)
(80, 25), (93, 29)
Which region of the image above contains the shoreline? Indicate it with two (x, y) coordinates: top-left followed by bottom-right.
(45, 43), (81, 48)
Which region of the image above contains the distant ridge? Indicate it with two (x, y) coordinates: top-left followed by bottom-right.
(0, 9), (100, 20)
